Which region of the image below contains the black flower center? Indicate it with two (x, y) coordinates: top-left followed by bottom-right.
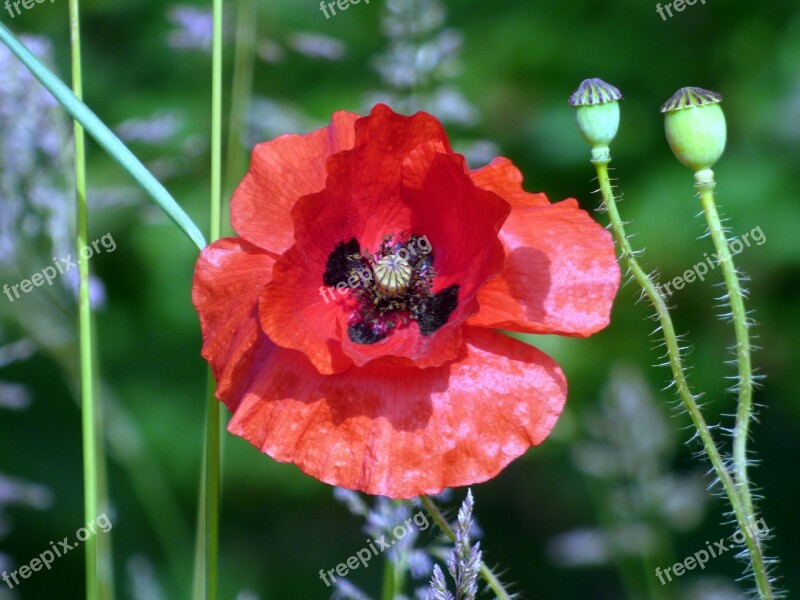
(322, 235), (459, 345)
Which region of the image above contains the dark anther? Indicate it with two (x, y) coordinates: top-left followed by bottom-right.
(416, 285), (459, 335)
(323, 238), (361, 287)
(348, 322), (387, 345)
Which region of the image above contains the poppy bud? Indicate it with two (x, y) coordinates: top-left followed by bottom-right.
(569, 78), (622, 160)
(661, 87), (726, 180)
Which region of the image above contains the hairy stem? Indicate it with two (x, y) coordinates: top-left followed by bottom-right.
(592, 155), (772, 599)
(696, 180), (756, 519)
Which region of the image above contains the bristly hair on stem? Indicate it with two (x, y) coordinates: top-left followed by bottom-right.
(590, 155), (778, 599)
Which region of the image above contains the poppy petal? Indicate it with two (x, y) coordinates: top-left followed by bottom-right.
(225, 326), (567, 498)
(337, 144), (511, 368)
(258, 246), (354, 375)
(468, 198), (620, 336)
(230, 110), (360, 255)
(470, 157), (551, 208)
(288, 104), (452, 258)
(401, 143), (510, 299)
(191, 238), (276, 409)
(260, 107), (477, 372)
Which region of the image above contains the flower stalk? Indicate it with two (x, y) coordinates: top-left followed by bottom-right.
(69, 1), (105, 598)
(696, 179), (756, 519)
(594, 156), (773, 599)
(195, 0), (224, 598)
(224, 0), (256, 207)
(661, 88), (757, 524)
(570, 79), (774, 599)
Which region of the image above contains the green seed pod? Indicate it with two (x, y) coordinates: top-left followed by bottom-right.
(373, 254), (412, 297)
(661, 87), (726, 174)
(569, 78), (622, 156)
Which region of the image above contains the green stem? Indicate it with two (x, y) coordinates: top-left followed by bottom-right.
(0, 23), (205, 250)
(419, 495), (512, 600)
(210, 0), (223, 244)
(69, 0), (93, 592)
(68, 1), (102, 598)
(592, 152), (773, 599)
(91, 358), (114, 600)
(224, 0), (256, 211)
(696, 179), (755, 518)
(380, 554), (397, 600)
(196, 0), (224, 598)
(199, 371), (221, 600)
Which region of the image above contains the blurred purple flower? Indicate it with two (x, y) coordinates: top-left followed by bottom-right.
(115, 111), (183, 145)
(256, 38), (284, 64)
(287, 32), (346, 60)
(0, 35), (72, 268)
(0, 475), (52, 510)
(167, 5), (214, 52)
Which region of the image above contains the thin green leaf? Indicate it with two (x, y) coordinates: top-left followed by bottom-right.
(0, 23), (207, 251)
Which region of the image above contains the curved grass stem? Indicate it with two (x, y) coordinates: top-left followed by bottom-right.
(592, 156), (773, 600)
(419, 495), (512, 600)
(0, 23), (206, 250)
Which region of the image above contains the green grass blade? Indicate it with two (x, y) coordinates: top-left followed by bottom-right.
(0, 22), (206, 251)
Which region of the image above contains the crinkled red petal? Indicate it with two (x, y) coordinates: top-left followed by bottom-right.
(230, 111), (360, 255)
(401, 143), (509, 299)
(261, 106), (508, 372)
(225, 326), (567, 498)
(468, 162), (620, 336)
(288, 104), (452, 258)
(470, 157), (551, 208)
(339, 143), (510, 368)
(191, 238), (276, 410)
(258, 247), (354, 375)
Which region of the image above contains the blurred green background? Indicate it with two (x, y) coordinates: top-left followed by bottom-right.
(1, 0), (798, 598)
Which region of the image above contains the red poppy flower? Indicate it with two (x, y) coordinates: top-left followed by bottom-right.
(192, 104), (619, 498)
